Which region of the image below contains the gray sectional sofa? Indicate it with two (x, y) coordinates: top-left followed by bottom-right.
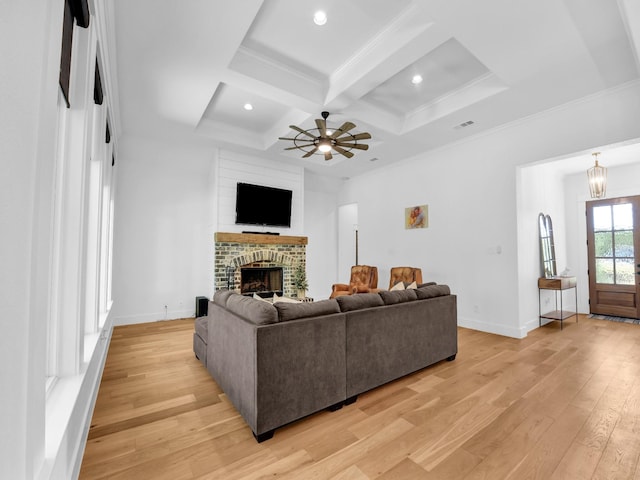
(193, 284), (457, 442)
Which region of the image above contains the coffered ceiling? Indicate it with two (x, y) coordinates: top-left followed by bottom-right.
(109, 0), (640, 178)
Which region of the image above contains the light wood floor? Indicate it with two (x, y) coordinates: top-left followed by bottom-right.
(80, 315), (640, 479)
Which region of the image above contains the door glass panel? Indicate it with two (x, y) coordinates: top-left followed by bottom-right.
(594, 231), (613, 257)
(616, 258), (635, 285)
(593, 206), (612, 231)
(613, 203), (633, 230)
(614, 230), (634, 257)
(595, 258), (614, 284)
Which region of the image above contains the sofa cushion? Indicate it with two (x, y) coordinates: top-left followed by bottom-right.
(336, 292), (384, 312)
(274, 299), (340, 322)
(417, 282), (437, 288)
(214, 289), (235, 307)
(226, 293), (278, 325)
(379, 289), (418, 305)
(415, 284), (451, 299)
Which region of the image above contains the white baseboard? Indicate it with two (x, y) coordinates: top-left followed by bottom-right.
(458, 315), (528, 339)
(114, 309), (195, 326)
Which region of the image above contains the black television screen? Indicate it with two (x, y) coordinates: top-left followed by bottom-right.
(235, 182), (292, 228)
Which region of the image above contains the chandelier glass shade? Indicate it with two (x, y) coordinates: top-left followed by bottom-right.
(587, 152), (607, 199)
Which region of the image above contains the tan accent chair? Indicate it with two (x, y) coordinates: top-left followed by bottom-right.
(330, 265), (380, 298)
(388, 267), (423, 290)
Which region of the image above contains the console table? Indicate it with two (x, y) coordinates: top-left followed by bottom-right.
(538, 276), (577, 330)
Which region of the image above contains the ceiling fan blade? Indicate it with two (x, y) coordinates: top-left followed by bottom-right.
(290, 125), (316, 139)
(279, 137), (305, 141)
(315, 118), (327, 137)
(331, 122), (356, 138)
(302, 147), (318, 158)
(348, 132), (371, 141)
(284, 145), (313, 151)
(324, 151), (333, 161)
(332, 145), (354, 158)
(335, 142), (369, 151)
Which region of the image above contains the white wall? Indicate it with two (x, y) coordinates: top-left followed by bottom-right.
(112, 135), (213, 324)
(337, 80), (640, 338)
(1, 2), (57, 476)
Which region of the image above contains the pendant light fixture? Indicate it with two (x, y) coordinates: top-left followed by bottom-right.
(587, 152), (607, 198)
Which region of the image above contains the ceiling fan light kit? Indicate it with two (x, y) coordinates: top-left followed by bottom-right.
(279, 111), (371, 161)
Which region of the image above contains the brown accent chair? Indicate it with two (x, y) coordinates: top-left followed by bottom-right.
(330, 265), (380, 298)
(388, 267), (423, 290)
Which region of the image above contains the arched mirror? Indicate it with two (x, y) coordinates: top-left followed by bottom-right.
(538, 213), (557, 278)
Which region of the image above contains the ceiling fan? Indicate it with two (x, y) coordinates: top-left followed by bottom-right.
(278, 111), (371, 161)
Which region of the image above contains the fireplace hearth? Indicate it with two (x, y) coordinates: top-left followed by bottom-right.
(241, 267), (283, 296)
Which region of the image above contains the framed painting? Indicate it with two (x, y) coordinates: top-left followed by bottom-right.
(405, 205), (428, 229)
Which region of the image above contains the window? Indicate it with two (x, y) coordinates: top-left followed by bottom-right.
(46, 87), (70, 390)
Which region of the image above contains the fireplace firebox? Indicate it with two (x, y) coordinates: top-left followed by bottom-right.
(240, 267), (283, 296)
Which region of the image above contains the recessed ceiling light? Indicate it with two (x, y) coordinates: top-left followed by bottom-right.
(314, 11), (327, 26)
(243, 103), (253, 111)
(411, 74), (423, 85)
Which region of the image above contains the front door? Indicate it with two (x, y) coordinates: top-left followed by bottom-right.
(586, 195), (640, 318)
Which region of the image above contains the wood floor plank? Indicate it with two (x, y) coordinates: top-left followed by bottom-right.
(79, 315), (640, 479)
(504, 404), (591, 480)
(592, 427), (640, 480)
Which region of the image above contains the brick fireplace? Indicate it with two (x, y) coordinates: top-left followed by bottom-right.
(214, 232), (307, 297)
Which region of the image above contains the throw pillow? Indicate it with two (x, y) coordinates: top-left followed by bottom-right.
(406, 281), (418, 289)
(273, 293), (301, 304)
(253, 293), (271, 303)
(390, 281), (405, 291)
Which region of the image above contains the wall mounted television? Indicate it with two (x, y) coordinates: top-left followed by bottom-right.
(235, 182), (293, 228)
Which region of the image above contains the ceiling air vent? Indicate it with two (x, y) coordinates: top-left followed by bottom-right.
(454, 120), (475, 130)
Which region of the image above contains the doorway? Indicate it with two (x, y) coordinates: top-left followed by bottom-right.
(586, 195), (640, 318)
(337, 203), (358, 282)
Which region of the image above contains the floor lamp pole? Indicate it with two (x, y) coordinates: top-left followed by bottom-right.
(355, 227), (359, 265)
